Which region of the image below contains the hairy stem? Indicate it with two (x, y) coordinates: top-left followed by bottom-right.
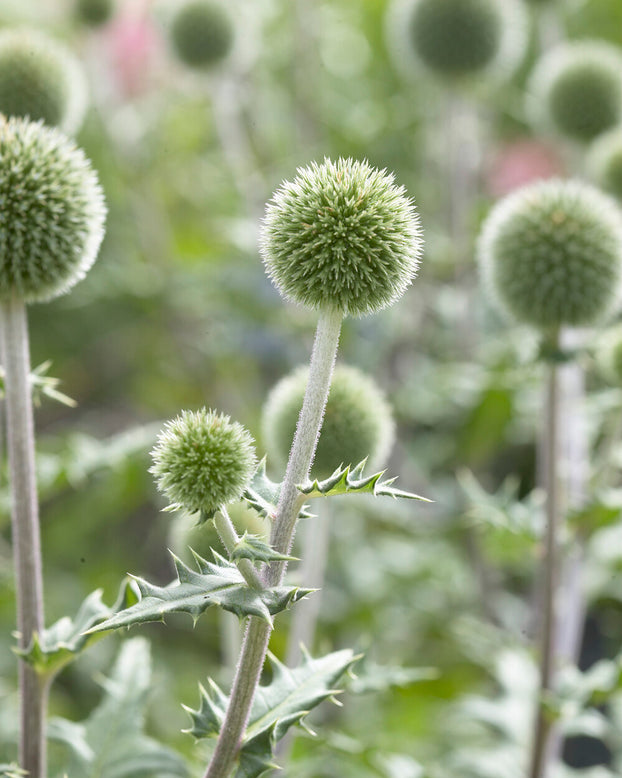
(1, 296), (47, 778)
(214, 506), (263, 590)
(529, 335), (562, 778)
(203, 307), (342, 778)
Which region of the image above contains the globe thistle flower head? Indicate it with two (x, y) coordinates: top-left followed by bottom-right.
(478, 178), (622, 330)
(588, 128), (622, 201)
(260, 158), (423, 317)
(262, 364), (395, 480)
(0, 28), (87, 135)
(150, 409), (257, 516)
(528, 41), (622, 144)
(0, 117), (106, 304)
(170, 0), (234, 69)
(75, 0), (115, 28)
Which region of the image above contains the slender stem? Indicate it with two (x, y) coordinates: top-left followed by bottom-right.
(1, 296), (47, 778)
(529, 335), (562, 778)
(203, 307), (342, 778)
(214, 506), (263, 590)
(286, 509), (331, 666)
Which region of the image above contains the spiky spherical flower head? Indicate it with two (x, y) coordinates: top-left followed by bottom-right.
(528, 42), (622, 144)
(150, 409), (257, 516)
(262, 365), (395, 480)
(588, 129), (622, 202)
(260, 158), (422, 317)
(75, 0), (115, 27)
(0, 28), (87, 135)
(0, 117), (106, 303)
(170, 0), (234, 69)
(478, 179), (622, 330)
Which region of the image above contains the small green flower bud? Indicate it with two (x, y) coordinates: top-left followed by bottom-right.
(0, 117), (106, 303)
(528, 41), (622, 143)
(0, 28), (88, 134)
(477, 178), (622, 329)
(262, 365), (395, 480)
(260, 158), (423, 317)
(75, 0), (114, 27)
(170, 0), (234, 70)
(588, 128), (622, 202)
(150, 409), (257, 516)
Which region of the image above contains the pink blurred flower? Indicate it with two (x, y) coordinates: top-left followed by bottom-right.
(486, 139), (564, 197)
(103, 1), (163, 98)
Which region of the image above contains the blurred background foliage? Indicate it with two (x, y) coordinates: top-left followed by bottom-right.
(2, 0), (622, 776)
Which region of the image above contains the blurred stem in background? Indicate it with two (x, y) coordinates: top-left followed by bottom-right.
(529, 331), (563, 778)
(1, 297), (47, 778)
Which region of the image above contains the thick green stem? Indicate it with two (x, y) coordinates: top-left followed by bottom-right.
(203, 307), (342, 778)
(529, 337), (562, 778)
(1, 296), (47, 778)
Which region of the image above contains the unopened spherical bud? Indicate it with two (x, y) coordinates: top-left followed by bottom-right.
(0, 28), (87, 134)
(75, 0), (114, 27)
(588, 129), (622, 202)
(170, 0), (234, 70)
(262, 364), (395, 479)
(150, 409), (257, 516)
(0, 117), (106, 303)
(478, 178), (622, 329)
(260, 158), (423, 317)
(528, 41), (622, 143)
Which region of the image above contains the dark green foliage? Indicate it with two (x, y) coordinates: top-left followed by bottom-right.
(170, 0), (234, 69)
(408, 0), (502, 76)
(0, 117), (105, 303)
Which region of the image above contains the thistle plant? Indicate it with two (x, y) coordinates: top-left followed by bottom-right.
(0, 116), (105, 777)
(477, 178), (622, 778)
(528, 41), (622, 144)
(0, 29), (88, 135)
(89, 156), (426, 777)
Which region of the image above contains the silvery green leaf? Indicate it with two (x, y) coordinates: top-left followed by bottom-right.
(244, 458), (313, 520)
(299, 460), (430, 502)
(15, 580), (138, 678)
(0, 765), (27, 778)
(231, 533), (298, 564)
(86, 551), (311, 633)
(50, 638), (188, 778)
(348, 661), (438, 695)
(186, 648), (359, 777)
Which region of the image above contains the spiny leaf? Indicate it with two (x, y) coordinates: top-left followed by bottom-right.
(49, 638), (188, 778)
(231, 533), (298, 564)
(299, 459), (431, 502)
(243, 458), (313, 520)
(15, 580), (138, 678)
(86, 550), (311, 633)
(186, 647), (360, 777)
(0, 765), (26, 778)
(347, 661), (438, 695)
